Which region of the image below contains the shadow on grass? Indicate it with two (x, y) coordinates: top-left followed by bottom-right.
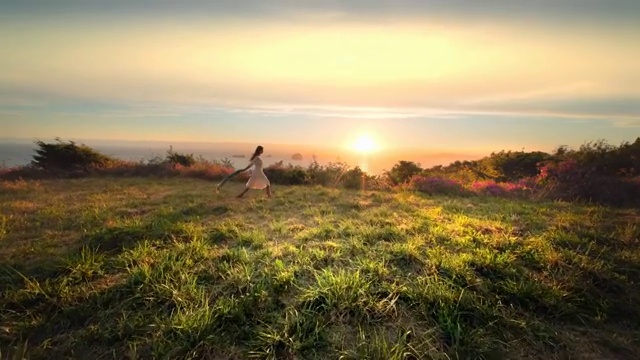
(0, 203), (236, 293)
(1, 262), (295, 359)
(178, 204), (231, 218)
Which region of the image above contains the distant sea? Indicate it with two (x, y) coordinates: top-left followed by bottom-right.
(0, 142), (388, 175)
(0, 141), (481, 175)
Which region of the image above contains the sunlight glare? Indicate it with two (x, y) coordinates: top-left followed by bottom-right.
(352, 134), (379, 153)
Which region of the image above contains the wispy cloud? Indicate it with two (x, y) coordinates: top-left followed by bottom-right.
(227, 105), (459, 120)
(1, 0), (639, 146)
(2, 13), (637, 108)
(462, 82), (599, 106)
(227, 103), (640, 127)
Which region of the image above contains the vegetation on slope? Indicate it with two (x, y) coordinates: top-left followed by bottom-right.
(2, 137), (639, 207)
(1, 178), (638, 359)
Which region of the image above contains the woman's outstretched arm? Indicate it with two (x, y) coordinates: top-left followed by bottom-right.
(239, 158), (255, 172)
(216, 159), (254, 191)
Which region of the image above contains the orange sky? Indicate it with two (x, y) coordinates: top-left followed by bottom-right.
(1, 1), (639, 154)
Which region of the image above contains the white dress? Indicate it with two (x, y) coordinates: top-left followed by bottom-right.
(246, 156), (270, 189)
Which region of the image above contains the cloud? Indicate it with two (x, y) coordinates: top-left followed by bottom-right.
(1, 5), (638, 130)
(462, 82), (599, 106)
(3, 81), (639, 128)
(0, 96), (46, 108)
(608, 119), (640, 128)
(227, 105), (459, 120)
(4, 0), (639, 26)
(226, 103), (640, 127)
(2, 23), (637, 99)
(7, 95), (639, 130)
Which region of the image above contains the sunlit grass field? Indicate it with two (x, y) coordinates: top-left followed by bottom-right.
(1, 178), (638, 359)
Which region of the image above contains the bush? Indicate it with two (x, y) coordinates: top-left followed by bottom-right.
(364, 175), (394, 191)
(165, 146), (196, 167)
(484, 150), (551, 181)
(409, 176), (469, 196)
(94, 159), (235, 181)
(307, 159), (348, 186)
(338, 166), (366, 190)
(468, 179), (533, 198)
(264, 162), (309, 185)
(0, 142), (236, 181)
(259, 160), (391, 190)
(566, 139), (640, 177)
(469, 180), (510, 197)
(31, 138), (114, 172)
(536, 159), (640, 206)
(585, 177), (640, 207)
(386, 161), (422, 185)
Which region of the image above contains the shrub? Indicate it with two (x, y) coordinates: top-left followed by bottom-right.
(386, 161), (422, 185)
(469, 180), (510, 197)
(165, 146), (196, 167)
(31, 138), (114, 172)
(567, 138), (640, 177)
(484, 150), (551, 181)
(536, 159), (592, 200)
(218, 157), (235, 169)
(338, 166), (366, 190)
(307, 158), (348, 186)
(364, 175), (394, 191)
(94, 159), (235, 181)
(264, 162), (309, 185)
(587, 177), (640, 207)
(409, 176), (469, 196)
(468, 179), (533, 198)
(535, 159), (640, 206)
(511, 177), (539, 195)
(417, 138), (640, 186)
(421, 161), (489, 184)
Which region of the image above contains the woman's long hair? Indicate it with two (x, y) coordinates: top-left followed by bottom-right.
(250, 145), (264, 161)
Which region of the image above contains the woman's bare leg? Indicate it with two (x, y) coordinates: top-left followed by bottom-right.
(265, 185), (272, 198)
(237, 188), (250, 198)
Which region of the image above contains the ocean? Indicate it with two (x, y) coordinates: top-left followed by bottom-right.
(0, 142), (395, 174)
(0, 141), (480, 175)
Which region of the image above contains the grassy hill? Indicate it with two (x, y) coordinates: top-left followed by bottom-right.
(1, 178), (638, 359)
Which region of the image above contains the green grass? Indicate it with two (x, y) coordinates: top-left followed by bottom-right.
(1, 177), (639, 359)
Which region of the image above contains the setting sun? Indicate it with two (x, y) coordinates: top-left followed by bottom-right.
(352, 134), (379, 153)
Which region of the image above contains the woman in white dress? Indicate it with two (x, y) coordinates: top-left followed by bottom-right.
(236, 145), (272, 198)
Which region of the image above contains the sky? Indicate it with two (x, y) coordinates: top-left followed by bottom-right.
(1, 0), (639, 155)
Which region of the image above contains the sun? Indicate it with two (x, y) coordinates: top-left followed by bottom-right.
(352, 134), (379, 153)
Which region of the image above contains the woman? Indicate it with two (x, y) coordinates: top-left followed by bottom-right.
(236, 145), (272, 198)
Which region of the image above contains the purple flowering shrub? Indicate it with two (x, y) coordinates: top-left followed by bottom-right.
(468, 179), (534, 197)
(407, 138), (640, 206)
(469, 181), (508, 196)
(535, 159), (640, 206)
(410, 174), (540, 198)
(410, 166), (639, 206)
(410, 175), (538, 198)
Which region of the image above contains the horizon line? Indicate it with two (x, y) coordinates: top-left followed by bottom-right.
(0, 136), (490, 155)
